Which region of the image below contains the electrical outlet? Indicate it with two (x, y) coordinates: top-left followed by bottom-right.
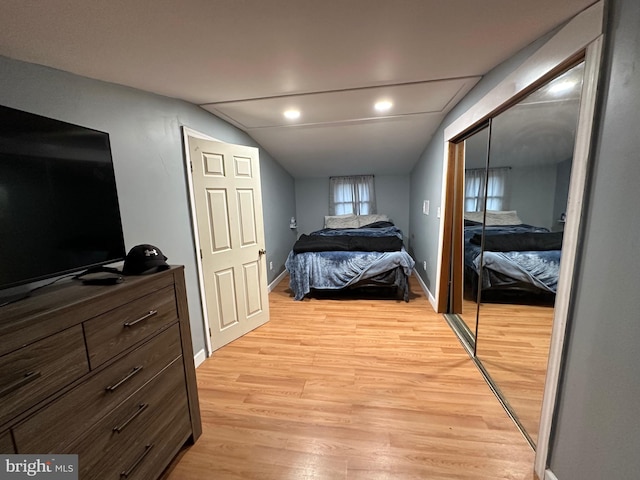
(269, 261), (273, 271)
(423, 260), (427, 270)
(437, 206), (441, 218)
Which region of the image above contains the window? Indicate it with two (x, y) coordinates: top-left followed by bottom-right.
(465, 167), (508, 212)
(329, 175), (376, 215)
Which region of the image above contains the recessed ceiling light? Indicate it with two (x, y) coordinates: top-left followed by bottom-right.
(374, 101), (393, 112)
(283, 109), (301, 120)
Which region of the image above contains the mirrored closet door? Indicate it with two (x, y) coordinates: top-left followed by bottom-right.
(448, 126), (490, 345)
(447, 61), (585, 446)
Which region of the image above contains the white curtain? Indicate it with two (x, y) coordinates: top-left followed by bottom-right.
(329, 175), (376, 215)
(485, 167), (508, 211)
(465, 167), (509, 212)
(465, 169), (485, 212)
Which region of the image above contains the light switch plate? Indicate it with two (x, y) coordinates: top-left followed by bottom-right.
(423, 200), (430, 215)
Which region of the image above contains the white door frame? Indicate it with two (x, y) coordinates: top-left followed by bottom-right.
(181, 126), (221, 358)
(433, 3), (603, 478)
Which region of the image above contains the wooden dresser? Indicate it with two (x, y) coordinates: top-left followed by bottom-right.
(0, 266), (201, 479)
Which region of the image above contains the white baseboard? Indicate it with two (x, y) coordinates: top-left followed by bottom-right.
(545, 469), (559, 480)
(428, 289), (437, 311)
(413, 272), (437, 312)
(193, 348), (206, 368)
(268, 269), (287, 292)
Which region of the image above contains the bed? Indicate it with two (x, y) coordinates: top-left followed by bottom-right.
(285, 214), (415, 301)
(463, 211), (562, 302)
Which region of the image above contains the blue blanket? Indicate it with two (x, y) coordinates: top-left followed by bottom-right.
(465, 224), (561, 293)
(286, 225), (414, 300)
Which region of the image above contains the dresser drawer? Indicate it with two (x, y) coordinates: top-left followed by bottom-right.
(84, 285), (178, 369)
(0, 430), (14, 453)
(13, 324), (182, 453)
(0, 325), (89, 427)
(119, 414), (192, 480)
(69, 358), (191, 480)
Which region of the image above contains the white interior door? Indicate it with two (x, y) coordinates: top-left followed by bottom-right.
(187, 135), (269, 351)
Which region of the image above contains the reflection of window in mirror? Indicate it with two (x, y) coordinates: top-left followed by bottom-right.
(465, 167), (509, 212)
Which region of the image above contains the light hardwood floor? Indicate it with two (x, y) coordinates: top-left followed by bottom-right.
(163, 275), (536, 480)
(471, 299), (554, 445)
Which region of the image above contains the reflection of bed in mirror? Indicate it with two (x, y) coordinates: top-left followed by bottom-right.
(464, 210), (562, 303)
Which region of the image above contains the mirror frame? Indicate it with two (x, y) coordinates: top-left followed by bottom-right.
(434, 2), (604, 477)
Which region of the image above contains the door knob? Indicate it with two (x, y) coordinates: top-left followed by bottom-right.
(258, 249), (266, 256)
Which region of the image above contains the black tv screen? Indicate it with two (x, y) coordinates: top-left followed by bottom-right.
(0, 105), (126, 290)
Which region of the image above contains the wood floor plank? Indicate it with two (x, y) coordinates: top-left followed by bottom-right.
(162, 275), (536, 480)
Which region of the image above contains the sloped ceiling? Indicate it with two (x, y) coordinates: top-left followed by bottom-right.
(0, 0), (596, 177)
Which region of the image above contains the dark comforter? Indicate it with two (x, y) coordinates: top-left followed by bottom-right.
(292, 233), (402, 253)
(470, 230), (563, 251)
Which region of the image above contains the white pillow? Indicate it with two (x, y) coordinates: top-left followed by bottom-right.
(464, 210), (522, 226)
(324, 214), (359, 229)
(463, 211), (485, 223)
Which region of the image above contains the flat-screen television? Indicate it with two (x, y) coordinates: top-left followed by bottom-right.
(0, 104), (126, 292)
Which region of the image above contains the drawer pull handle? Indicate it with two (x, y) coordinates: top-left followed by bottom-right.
(121, 443), (153, 478)
(113, 403), (149, 433)
(124, 310), (158, 328)
(106, 366), (143, 392)
(0, 371), (41, 398)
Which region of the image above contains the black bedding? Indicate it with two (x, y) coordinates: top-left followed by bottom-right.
(470, 231), (563, 251)
(292, 233), (403, 253)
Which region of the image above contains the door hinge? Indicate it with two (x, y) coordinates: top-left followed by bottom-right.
(199, 249), (203, 259)
(208, 328), (212, 337)
(190, 161), (193, 173)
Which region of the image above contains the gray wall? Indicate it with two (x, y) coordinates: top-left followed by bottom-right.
(549, 0), (640, 477)
(509, 164), (557, 230)
(294, 175), (410, 240)
(294, 177), (331, 235)
(259, 153), (298, 281)
(552, 158), (572, 232)
(0, 55), (296, 356)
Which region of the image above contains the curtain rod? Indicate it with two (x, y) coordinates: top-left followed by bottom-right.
(329, 174), (375, 178)
(465, 166), (511, 172)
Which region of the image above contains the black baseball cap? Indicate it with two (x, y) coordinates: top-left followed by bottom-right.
(122, 244), (170, 275)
